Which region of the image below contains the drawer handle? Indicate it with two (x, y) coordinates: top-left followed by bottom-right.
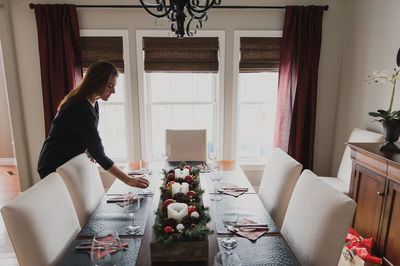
(377, 192), (384, 196)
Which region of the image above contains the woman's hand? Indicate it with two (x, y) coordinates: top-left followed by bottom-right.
(123, 176), (149, 188)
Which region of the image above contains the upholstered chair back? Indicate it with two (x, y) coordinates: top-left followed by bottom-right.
(1, 173), (80, 266)
(258, 148), (302, 229)
(57, 153), (104, 227)
(166, 129), (207, 161)
(281, 170), (356, 266)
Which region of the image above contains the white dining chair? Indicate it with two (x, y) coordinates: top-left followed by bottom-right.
(281, 170), (356, 266)
(1, 172), (80, 266)
(320, 128), (384, 194)
(166, 129), (207, 161)
(56, 153), (105, 227)
(257, 148), (302, 229)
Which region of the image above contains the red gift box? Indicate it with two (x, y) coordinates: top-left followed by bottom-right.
(344, 228), (382, 265)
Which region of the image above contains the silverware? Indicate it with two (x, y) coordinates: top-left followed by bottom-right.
(75, 246), (127, 250)
(233, 224), (269, 228)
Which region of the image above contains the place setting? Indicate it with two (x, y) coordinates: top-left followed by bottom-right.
(59, 230), (142, 266)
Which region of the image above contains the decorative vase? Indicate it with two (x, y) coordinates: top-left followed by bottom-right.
(380, 120), (400, 152)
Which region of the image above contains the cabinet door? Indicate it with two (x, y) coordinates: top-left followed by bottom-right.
(352, 165), (386, 242)
(379, 181), (400, 265)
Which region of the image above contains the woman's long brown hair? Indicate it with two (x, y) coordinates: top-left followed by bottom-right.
(58, 61), (118, 110)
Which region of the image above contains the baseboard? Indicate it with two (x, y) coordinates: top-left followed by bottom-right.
(0, 158), (17, 166)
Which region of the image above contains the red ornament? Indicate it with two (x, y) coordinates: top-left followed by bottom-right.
(164, 226), (173, 234)
(188, 205), (197, 214)
(167, 173), (175, 181)
(184, 175), (194, 182)
(166, 181), (176, 190)
(187, 190), (196, 199)
(163, 199), (175, 209)
(184, 166), (191, 170)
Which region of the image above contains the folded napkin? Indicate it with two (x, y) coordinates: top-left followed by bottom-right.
(196, 163), (211, 172)
(217, 185), (248, 197)
(77, 235), (127, 259)
(227, 218), (268, 241)
(106, 192), (143, 207)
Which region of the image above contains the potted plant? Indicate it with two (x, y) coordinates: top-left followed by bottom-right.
(367, 67), (400, 152)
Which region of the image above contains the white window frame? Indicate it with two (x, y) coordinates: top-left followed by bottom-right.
(232, 30), (282, 164)
(136, 30), (225, 161)
(80, 29), (134, 163)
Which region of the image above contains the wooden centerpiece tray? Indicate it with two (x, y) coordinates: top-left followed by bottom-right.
(150, 163), (211, 262)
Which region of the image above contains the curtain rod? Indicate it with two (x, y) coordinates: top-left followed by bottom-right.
(29, 3), (329, 11)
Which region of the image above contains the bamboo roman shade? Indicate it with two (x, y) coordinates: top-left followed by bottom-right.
(239, 37), (281, 72)
(143, 37), (219, 72)
(80, 37), (124, 73)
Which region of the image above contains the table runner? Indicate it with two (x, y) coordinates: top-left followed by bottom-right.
(212, 194), (278, 234)
(217, 237), (300, 265)
(79, 196), (153, 236)
(59, 238), (142, 266)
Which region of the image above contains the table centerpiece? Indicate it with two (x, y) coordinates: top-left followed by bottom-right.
(150, 162), (212, 262)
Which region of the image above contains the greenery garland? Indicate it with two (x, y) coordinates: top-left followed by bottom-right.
(153, 162), (213, 246)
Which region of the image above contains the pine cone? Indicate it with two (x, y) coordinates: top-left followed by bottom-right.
(181, 215), (193, 228)
(163, 218), (177, 228)
(173, 192), (189, 203)
(168, 169), (175, 174)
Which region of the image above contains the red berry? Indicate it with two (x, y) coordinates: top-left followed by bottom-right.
(188, 205), (197, 214)
(187, 190), (196, 199)
(164, 226), (173, 234)
(166, 181), (176, 190)
(167, 173), (175, 181)
(184, 166), (191, 170)
(163, 199), (175, 209)
(185, 175), (194, 182)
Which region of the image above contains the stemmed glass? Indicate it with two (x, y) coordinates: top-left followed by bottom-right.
(221, 211), (239, 249)
(213, 251), (242, 266)
(210, 166), (223, 201)
(161, 144), (171, 170)
(90, 230), (122, 266)
(208, 150), (218, 169)
(124, 193), (141, 235)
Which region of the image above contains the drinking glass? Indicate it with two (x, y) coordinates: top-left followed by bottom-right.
(161, 144), (171, 170)
(208, 150), (218, 169)
(90, 230), (122, 266)
(210, 166), (223, 201)
(124, 194), (141, 235)
(213, 251), (242, 266)
(221, 211), (239, 249)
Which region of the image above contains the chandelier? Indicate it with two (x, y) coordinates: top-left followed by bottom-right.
(139, 0), (222, 38)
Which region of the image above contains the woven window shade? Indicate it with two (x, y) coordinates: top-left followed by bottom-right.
(143, 37), (219, 73)
(240, 37), (281, 72)
(80, 37), (124, 73)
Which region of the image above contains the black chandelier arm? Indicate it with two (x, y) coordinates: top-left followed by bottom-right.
(186, 7), (207, 20)
(186, 17), (203, 36)
(187, 0), (218, 14)
(139, 0), (171, 18)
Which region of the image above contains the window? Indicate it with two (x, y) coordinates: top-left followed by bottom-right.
(237, 72), (278, 159)
(147, 72), (217, 159)
(235, 33), (282, 161)
(80, 31), (131, 163)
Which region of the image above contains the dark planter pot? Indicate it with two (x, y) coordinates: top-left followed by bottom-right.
(380, 120), (400, 152)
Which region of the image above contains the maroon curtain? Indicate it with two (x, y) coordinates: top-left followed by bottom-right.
(273, 6), (324, 169)
(34, 4), (83, 136)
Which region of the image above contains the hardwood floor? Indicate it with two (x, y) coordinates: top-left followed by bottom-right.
(0, 165), (20, 266)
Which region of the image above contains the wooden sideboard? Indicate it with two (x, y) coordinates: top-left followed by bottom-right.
(348, 142), (400, 266)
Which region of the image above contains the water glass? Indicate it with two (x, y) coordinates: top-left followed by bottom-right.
(213, 251), (242, 266)
(124, 194), (141, 235)
(90, 230), (122, 266)
(210, 166), (223, 201)
(221, 211), (239, 249)
(161, 144), (171, 170)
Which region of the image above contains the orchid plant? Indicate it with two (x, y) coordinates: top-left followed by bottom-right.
(367, 67), (400, 121)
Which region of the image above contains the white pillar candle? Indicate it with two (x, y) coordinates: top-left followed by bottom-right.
(167, 203), (188, 222)
(171, 182), (189, 197)
(174, 168), (190, 179)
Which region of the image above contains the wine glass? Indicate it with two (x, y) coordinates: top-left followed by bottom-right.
(161, 144), (171, 170)
(124, 193), (141, 235)
(213, 250), (242, 266)
(221, 211), (239, 249)
(208, 150), (218, 169)
(210, 166), (223, 201)
(90, 230), (122, 266)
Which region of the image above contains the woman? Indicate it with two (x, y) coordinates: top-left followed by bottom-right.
(37, 61), (149, 189)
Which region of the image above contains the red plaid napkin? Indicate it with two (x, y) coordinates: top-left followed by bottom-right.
(107, 192), (142, 207)
(86, 235), (127, 259)
(228, 218), (268, 241)
(218, 187), (248, 197)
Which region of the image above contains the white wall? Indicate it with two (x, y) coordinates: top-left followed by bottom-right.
(7, 0), (346, 188)
(331, 0), (400, 176)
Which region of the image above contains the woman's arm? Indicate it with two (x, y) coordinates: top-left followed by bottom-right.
(107, 164), (150, 188)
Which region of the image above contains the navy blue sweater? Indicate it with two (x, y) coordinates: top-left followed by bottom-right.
(37, 98), (114, 178)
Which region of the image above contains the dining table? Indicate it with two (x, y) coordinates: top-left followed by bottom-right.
(58, 161), (300, 265)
